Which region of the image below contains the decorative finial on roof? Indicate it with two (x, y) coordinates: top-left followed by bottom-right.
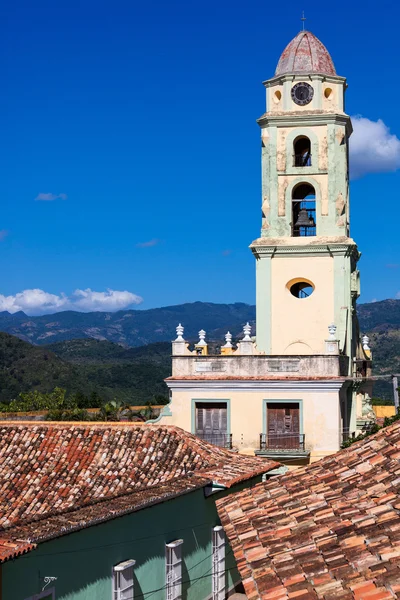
(301, 10), (306, 31)
(362, 335), (371, 351)
(223, 332), (233, 348)
(328, 323), (337, 340)
(243, 323), (252, 341)
(175, 323), (184, 342)
(198, 329), (207, 346)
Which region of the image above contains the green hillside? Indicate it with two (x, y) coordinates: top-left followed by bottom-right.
(46, 338), (171, 365)
(0, 333), (170, 404)
(0, 299), (399, 404)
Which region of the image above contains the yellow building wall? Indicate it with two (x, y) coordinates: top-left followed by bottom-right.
(162, 388), (341, 460)
(270, 255), (334, 354)
(373, 405), (396, 419)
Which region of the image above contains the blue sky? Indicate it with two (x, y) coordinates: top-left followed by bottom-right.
(1, 0), (399, 314)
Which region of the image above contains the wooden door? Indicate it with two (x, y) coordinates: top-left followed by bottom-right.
(196, 403), (227, 447)
(267, 403), (299, 449)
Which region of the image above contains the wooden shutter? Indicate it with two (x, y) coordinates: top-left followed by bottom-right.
(166, 540), (183, 600)
(196, 407), (205, 435)
(267, 403), (299, 449)
(219, 408), (227, 433)
(196, 402), (228, 435)
(113, 560), (135, 600)
(212, 526), (225, 600)
(195, 403), (228, 445)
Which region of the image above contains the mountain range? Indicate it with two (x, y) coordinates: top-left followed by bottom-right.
(0, 299), (398, 402)
(0, 302), (256, 347)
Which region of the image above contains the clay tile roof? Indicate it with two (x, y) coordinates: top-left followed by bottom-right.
(0, 422), (277, 562)
(275, 30), (336, 76)
(217, 421), (400, 599)
(0, 539), (35, 562)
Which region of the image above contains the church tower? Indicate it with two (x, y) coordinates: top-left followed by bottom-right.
(251, 30), (359, 365)
(160, 29), (373, 464)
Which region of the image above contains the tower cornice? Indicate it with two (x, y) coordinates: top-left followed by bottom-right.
(257, 112), (353, 135)
(250, 238), (360, 260)
(263, 73), (347, 87)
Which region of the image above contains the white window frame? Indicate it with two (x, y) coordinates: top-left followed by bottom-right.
(165, 539), (183, 600)
(113, 559), (136, 600)
(212, 526), (225, 600)
(25, 589), (55, 600)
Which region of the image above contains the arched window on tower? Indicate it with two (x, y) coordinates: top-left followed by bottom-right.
(292, 183), (316, 237)
(293, 136), (311, 167)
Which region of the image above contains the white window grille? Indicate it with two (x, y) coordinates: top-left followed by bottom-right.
(165, 539), (183, 600)
(212, 526), (225, 600)
(113, 559), (136, 600)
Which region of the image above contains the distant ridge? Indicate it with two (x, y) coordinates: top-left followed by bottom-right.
(0, 300), (398, 400)
(0, 302), (256, 346)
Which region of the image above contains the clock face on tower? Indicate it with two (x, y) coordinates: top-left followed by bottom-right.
(291, 82), (314, 106)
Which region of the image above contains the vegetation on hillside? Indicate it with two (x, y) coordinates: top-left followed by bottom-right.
(0, 333), (169, 404)
(0, 299), (399, 403)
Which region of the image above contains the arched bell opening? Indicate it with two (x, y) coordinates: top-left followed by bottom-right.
(292, 183), (316, 237)
(293, 136), (311, 167)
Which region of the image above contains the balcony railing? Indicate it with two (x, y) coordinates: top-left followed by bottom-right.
(259, 433), (305, 452)
(196, 432), (233, 449)
(293, 153), (312, 167)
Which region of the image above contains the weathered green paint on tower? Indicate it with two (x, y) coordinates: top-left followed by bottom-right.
(251, 30), (361, 367)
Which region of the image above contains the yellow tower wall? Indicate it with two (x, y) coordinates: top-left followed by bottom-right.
(270, 255), (334, 354)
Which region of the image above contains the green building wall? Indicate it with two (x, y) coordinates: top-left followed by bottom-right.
(2, 480), (260, 600)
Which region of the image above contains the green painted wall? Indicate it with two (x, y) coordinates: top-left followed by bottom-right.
(255, 253), (272, 354)
(2, 480), (260, 600)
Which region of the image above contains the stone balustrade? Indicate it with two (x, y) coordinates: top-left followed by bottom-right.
(171, 323), (349, 378)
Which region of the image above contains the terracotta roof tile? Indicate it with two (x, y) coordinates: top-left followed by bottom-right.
(217, 421), (400, 599)
(0, 422), (277, 562)
(275, 31), (336, 77)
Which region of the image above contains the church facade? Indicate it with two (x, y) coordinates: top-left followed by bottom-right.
(157, 30), (372, 466)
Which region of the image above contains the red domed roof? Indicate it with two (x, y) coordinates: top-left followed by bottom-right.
(275, 31), (336, 76)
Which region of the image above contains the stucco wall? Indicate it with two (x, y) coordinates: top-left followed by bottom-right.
(266, 76), (345, 115)
(373, 405), (396, 419)
(163, 388), (342, 456)
(2, 487), (243, 600)
(171, 355), (345, 378)
(270, 255), (334, 354)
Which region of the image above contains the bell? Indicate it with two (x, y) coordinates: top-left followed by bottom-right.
(295, 208), (314, 228)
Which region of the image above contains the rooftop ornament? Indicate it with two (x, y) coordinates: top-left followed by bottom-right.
(362, 335), (371, 351)
(197, 329), (207, 346)
(175, 323), (185, 342)
(243, 323), (252, 341)
(223, 332), (233, 348)
(328, 323), (337, 340)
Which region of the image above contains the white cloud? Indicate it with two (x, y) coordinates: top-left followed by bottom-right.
(396, 291), (400, 299)
(35, 193), (68, 201)
(350, 116), (400, 179)
(0, 288), (143, 315)
(136, 239), (160, 248)
(0, 289), (68, 314)
(72, 289), (143, 312)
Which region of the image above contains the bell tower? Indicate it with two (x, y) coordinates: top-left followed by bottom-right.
(160, 28), (373, 461)
(251, 30), (360, 366)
